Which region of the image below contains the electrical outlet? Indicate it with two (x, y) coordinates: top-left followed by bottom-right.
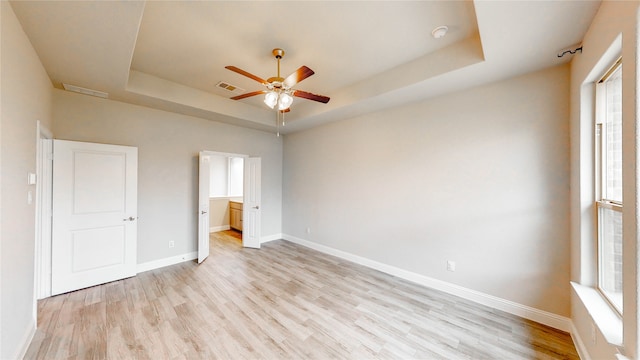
(446, 260), (456, 272)
(591, 323), (597, 344)
(169, 241), (175, 248)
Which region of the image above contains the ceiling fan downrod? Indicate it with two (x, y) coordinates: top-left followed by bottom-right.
(274, 48), (284, 75)
(269, 48), (286, 85)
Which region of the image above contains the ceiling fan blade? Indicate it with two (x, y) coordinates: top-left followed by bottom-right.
(283, 66), (315, 88)
(293, 90), (330, 104)
(225, 66), (268, 85)
(230, 90), (266, 100)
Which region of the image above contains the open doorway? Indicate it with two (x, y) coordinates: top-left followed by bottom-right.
(209, 154), (244, 237)
(198, 151), (261, 263)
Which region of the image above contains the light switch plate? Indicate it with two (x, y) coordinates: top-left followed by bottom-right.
(28, 173), (37, 185)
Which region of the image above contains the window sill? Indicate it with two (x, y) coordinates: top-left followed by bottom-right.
(571, 281), (622, 346)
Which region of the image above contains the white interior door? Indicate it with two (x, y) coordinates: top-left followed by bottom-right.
(198, 152), (210, 263)
(243, 157), (261, 248)
(51, 140), (138, 295)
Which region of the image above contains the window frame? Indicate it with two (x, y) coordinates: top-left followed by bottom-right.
(595, 58), (623, 315)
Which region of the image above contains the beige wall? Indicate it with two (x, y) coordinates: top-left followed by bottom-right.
(570, 1), (640, 358)
(52, 89), (282, 264)
(1, 2), (54, 358)
(209, 197), (230, 230)
(283, 64), (571, 317)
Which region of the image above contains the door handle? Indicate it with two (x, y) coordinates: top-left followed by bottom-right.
(123, 216), (137, 221)
(252, 206), (259, 210)
(201, 211), (208, 214)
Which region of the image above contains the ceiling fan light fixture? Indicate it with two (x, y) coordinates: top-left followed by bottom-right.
(226, 48), (330, 136)
(264, 91), (278, 108)
(278, 92), (293, 110)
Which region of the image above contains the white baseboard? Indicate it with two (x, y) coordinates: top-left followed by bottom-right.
(137, 251), (198, 273)
(261, 233), (282, 244)
(210, 225), (230, 233)
(282, 234), (572, 332)
(571, 321), (592, 360)
(135, 233), (282, 274)
(14, 317), (36, 360)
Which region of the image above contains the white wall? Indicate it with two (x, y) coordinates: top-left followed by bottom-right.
(0, 2), (54, 358)
(283, 64), (571, 317)
(209, 155), (244, 197)
(229, 156), (243, 196)
(209, 155), (228, 197)
(52, 89), (282, 264)
(570, 1), (640, 358)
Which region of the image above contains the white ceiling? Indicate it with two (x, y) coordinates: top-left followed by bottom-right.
(10, 0), (601, 134)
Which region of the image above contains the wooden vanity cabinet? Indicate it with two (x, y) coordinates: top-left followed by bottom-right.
(229, 201), (243, 231)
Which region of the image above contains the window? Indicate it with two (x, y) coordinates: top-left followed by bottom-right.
(595, 58), (623, 314)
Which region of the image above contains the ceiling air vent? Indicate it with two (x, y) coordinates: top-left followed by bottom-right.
(63, 83), (109, 99)
(216, 81), (244, 94)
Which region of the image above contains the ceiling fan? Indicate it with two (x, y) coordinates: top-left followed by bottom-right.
(225, 48), (330, 113)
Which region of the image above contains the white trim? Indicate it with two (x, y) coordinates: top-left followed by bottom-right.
(136, 233), (281, 274)
(210, 225), (230, 233)
(282, 234), (572, 332)
(37, 119), (53, 139)
(571, 321), (592, 360)
(13, 317), (36, 360)
(35, 121), (53, 300)
(261, 233), (282, 244)
(571, 282), (622, 346)
(137, 251), (198, 273)
(202, 150), (248, 159)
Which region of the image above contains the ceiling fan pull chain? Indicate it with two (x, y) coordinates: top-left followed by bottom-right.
(276, 111), (280, 137)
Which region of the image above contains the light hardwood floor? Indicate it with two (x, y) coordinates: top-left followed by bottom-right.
(26, 230), (579, 359)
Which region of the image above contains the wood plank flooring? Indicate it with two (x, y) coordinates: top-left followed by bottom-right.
(25, 230), (579, 359)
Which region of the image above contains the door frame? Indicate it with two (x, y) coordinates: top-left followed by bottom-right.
(35, 121), (53, 299)
(198, 150), (261, 249)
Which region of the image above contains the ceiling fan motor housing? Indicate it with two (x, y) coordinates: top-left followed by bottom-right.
(272, 48), (285, 59)
(267, 78), (285, 88)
